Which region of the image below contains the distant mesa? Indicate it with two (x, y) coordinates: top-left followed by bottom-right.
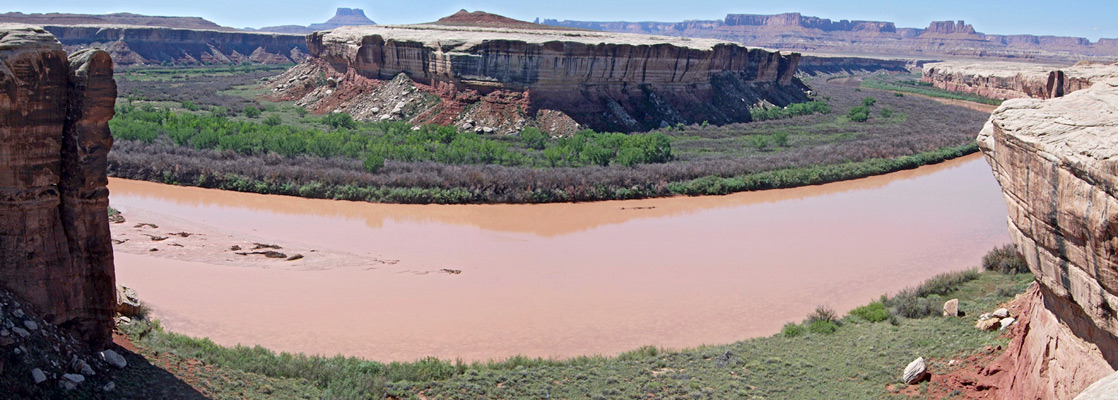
(0, 11), (236, 30)
(430, 9), (574, 30)
(542, 12), (1118, 63)
(251, 8), (376, 34)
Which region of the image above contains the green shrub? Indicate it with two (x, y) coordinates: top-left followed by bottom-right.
(887, 289), (932, 319)
(862, 97), (877, 107)
(982, 244), (1029, 274)
(263, 115), (282, 126)
(879, 108), (893, 118)
(914, 269), (980, 298)
(363, 155), (384, 173)
(748, 135), (770, 151)
(520, 127), (547, 150)
(181, 100), (200, 111)
(807, 320), (838, 334)
(244, 106), (261, 118)
(849, 302), (889, 322)
(848, 106), (870, 122)
(781, 322), (804, 338)
(772, 131), (790, 147)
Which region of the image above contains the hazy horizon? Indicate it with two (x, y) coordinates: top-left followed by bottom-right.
(4, 0), (1117, 41)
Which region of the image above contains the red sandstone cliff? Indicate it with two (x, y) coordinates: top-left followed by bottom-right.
(273, 16), (806, 133)
(0, 24), (116, 347)
(922, 61), (1118, 100)
(978, 76), (1118, 398)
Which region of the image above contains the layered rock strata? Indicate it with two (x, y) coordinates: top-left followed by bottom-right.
(0, 24), (116, 346)
(42, 25), (308, 66)
(923, 61), (1118, 99)
(979, 76), (1118, 398)
(544, 13), (1118, 63)
(274, 22), (806, 133)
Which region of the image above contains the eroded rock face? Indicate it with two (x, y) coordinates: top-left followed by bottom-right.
(922, 61), (1118, 99)
(277, 22), (806, 132)
(40, 25), (309, 66)
(979, 75), (1118, 398)
(0, 24), (116, 346)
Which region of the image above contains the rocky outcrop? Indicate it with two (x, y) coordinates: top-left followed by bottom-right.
(543, 13), (1118, 63)
(274, 17), (806, 133)
(922, 61), (1118, 99)
(797, 55), (912, 75)
(0, 24), (116, 346)
(40, 25), (308, 66)
(978, 74), (1118, 398)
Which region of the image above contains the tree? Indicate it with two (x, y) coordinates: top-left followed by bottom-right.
(363, 154), (385, 173)
(848, 106), (870, 122)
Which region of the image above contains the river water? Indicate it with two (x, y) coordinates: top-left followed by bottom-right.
(110, 153), (1009, 362)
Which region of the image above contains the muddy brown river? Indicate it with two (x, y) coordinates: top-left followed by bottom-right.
(110, 153), (1009, 362)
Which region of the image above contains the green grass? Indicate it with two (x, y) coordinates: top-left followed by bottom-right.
(860, 78), (1004, 106)
(121, 268), (1034, 399)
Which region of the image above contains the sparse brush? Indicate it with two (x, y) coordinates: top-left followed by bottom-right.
(807, 305), (838, 324)
(982, 244), (1029, 274)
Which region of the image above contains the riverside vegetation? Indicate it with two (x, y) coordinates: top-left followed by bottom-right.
(115, 246), (1034, 399)
(106, 66), (990, 203)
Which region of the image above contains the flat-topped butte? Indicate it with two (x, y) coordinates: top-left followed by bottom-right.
(317, 24), (753, 53)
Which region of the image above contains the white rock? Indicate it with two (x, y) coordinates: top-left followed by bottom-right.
(100, 349), (127, 369)
(903, 357), (928, 385)
(31, 368), (46, 384)
(12, 309), (24, 318)
(12, 327), (29, 338)
(59, 373), (84, 390)
(992, 308), (1010, 318)
(1000, 317), (1016, 330)
(23, 320), (37, 330)
(978, 312), (992, 321)
(103, 381), (116, 392)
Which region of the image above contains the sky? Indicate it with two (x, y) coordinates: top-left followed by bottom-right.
(5, 0), (1118, 41)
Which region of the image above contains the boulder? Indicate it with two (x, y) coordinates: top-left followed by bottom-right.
(59, 373), (84, 390)
(31, 368), (46, 384)
(115, 286), (143, 317)
(903, 357), (927, 385)
(942, 299), (959, 317)
(100, 349), (126, 369)
(976, 318), (1000, 331)
(991, 308), (1009, 319)
(999, 317), (1016, 330)
(1075, 371), (1118, 400)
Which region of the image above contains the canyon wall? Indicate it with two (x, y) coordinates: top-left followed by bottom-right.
(544, 13), (1118, 63)
(922, 61), (1118, 99)
(275, 23), (806, 133)
(0, 24), (116, 346)
(978, 76), (1118, 398)
(42, 25), (308, 66)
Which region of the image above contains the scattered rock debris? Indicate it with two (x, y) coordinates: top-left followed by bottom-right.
(252, 243), (282, 250)
(286, 254), (304, 261)
(440, 268), (463, 275)
(133, 223), (158, 229)
(236, 251), (287, 259)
